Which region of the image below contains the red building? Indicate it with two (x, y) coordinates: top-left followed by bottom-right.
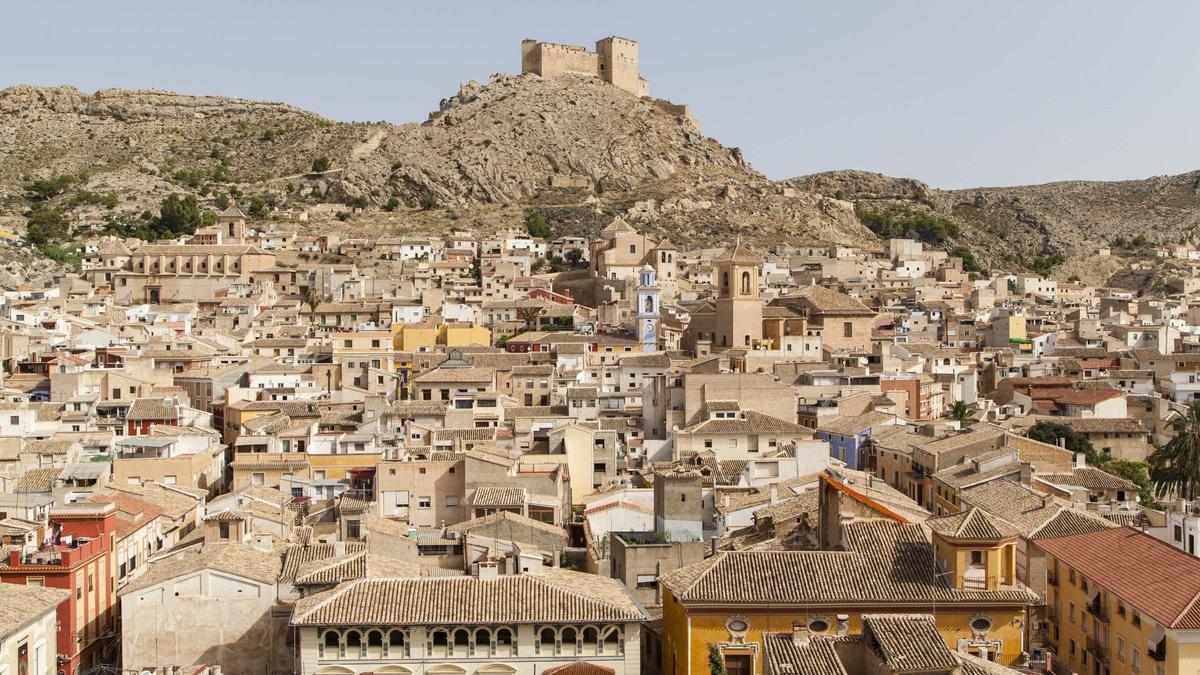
(0, 502), (118, 675)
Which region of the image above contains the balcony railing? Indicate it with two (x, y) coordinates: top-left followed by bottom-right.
(1086, 637), (1108, 663)
(1086, 600), (1110, 624)
(1149, 642), (1166, 662)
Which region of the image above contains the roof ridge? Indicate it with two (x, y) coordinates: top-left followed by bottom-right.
(529, 571), (640, 616)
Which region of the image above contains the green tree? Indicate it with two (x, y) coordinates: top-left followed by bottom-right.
(25, 208), (69, 245)
(25, 174), (74, 201)
(384, 197), (401, 212)
(707, 644), (727, 675)
(1027, 421), (1096, 462)
(247, 195), (268, 219)
(1103, 460), (1158, 508)
(565, 248), (583, 266)
(156, 194), (203, 236)
(1150, 401), (1200, 500)
(525, 209), (552, 238)
(948, 401), (973, 424)
(311, 156), (332, 172)
(418, 196), (438, 211)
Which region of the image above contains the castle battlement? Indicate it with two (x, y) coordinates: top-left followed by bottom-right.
(521, 37), (649, 97)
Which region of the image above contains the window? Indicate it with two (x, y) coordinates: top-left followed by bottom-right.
(724, 654), (753, 675)
(843, 321), (853, 338)
(8, 416), (17, 425)
(251, 472), (265, 486)
(446, 495), (460, 507)
(1117, 636), (1126, 663)
(218, 522), (230, 539)
(636, 574), (658, 589)
(970, 550), (984, 565)
(163, 475), (176, 485)
(1131, 647), (1141, 671)
(1068, 601), (1076, 625)
(418, 496), (431, 509)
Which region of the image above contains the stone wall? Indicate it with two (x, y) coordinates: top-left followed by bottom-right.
(521, 37), (647, 97)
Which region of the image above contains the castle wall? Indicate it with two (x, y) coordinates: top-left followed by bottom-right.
(521, 37), (647, 97)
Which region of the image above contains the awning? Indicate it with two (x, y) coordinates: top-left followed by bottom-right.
(1148, 622), (1165, 651)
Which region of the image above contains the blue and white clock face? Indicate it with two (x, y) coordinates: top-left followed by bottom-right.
(643, 319), (656, 340)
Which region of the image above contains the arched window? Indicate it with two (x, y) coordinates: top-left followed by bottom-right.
(431, 629), (449, 657)
(603, 625), (622, 654)
(582, 626), (599, 655)
(387, 630), (405, 657)
(561, 627), (578, 655)
(721, 272), (729, 293)
(475, 628), (492, 655)
(539, 627), (556, 655)
(367, 630), (383, 657)
(345, 630), (362, 657)
(322, 630), (339, 658)
(644, 295), (654, 314)
(741, 271), (752, 295)
(496, 627), (514, 656)
(453, 628), (471, 655)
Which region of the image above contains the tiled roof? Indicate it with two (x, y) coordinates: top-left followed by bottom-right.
(1036, 527), (1200, 629)
(662, 520), (1035, 606)
(471, 486), (527, 507)
(684, 410), (813, 436)
(14, 467), (61, 493)
(762, 632), (849, 675)
(412, 366), (495, 383)
(119, 543), (281, 596)
(291, 568), (646, 626)
(21, 439), (74, 456)
(1038, 467), (1138, 492)
(816, 411), (897, 437)
(294, 551), (420, 586)
(863, 614), (960, 672)
(0, 583), (69, 639)
(1028, 507), (1120, 540)
(127, 397), (178, 421)
(444, 509), (566, 539)
(777, 284), (875, 315)
(926, 507), (1019, 541)
(281, 543), (367, 584)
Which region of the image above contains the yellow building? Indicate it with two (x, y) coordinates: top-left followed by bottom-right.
(660, 517), (1036, 674)
(393, 320), (491, 352)
(1038, 526), (1200, 675)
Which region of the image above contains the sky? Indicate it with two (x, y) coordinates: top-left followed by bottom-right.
(4, 1), (1200, 189)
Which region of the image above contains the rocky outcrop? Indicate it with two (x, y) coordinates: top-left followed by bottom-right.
(0, 85), (311, 120)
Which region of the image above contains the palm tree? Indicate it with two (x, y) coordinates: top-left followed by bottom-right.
(516, 305), (543, 333)
(304, 287), (321, 334)
(1150, 400), (1200, 500)
(948, 401), (973, 424)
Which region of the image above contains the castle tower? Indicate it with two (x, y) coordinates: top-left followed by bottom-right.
(596, 37), (645, 97)
(636, 264), (660, 352)
(653, 469), (702, 542)
(714, 241), (763, 350)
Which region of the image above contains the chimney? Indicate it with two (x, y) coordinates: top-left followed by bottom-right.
(791, 622), (810, 646)
(1074, 452), (1086, 469)
(769, 484), (779, 505)
(476, 561), (500, 580)
(1019, 461), (1033, 486)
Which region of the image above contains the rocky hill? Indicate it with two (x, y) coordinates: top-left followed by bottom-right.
(2, 76), (1199, 281)
(788, 170), (1200, 266)
(0, 76), (872, 254)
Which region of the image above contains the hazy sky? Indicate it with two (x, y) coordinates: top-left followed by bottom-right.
(5, 1), (1200, 189)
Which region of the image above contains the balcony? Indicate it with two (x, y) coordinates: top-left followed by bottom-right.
(1149, 641), (1166, 662)
(1085, 637), (1108, 663)
(1046, 570), (1059, 587)
(1086, 599), (1110, 624)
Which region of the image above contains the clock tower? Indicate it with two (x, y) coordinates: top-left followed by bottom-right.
(636, 264), (660, 352)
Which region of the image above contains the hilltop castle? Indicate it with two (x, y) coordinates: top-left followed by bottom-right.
(521, 36), (649, 97)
